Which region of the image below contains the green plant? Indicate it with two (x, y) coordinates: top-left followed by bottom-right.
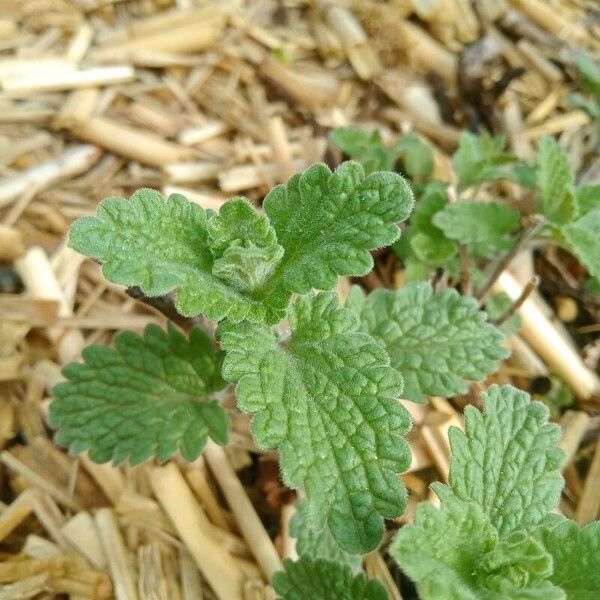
(381, 130), (599, 289)
(391, 385), (600, 600)
(49, 143), (599, 597)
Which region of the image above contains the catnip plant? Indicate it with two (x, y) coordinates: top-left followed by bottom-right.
(50, 140), (600, 598)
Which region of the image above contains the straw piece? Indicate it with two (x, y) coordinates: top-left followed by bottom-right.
(150, 463), (245, 600)
(95, 508), (139, 600)
(185, 465), (233, 532)
(54, 88), (100, 130)
(22, 535), (62, 559)
(280, 503), (298, 561)
(79, 455), (125, 505)
(204, 441), (283, 580)
(260, 56), (339, 111)
(0, 490), (35, 543)
(0, 572), (49, 600)
(218, 159), (304, 193)
(266, 117), (295, 182)
(0, 226), (25, 261)
(138, 543), (169, 600)
(575, 436), (600, 525)
(364, 552), (402, 600)
(0, 556), (72, 583)
(179, 551), (204, 600)
(0, 145), (101, 208)
(559, 411), (591, 469)
(92, 13), (225, 61)
(2, 66), (135, 96)
(0, 451), (81, 511)
(163, 161), (220, 183)
(178, 122), (229, 146)
(61, 512), (107, 570)
(523, 111), (590, 140)
(69, 117), (194, 167)
(494, 271), (600, 400)
(0, 296), (59, 326)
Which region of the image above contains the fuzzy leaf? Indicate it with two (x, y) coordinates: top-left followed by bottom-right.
(562, 209), (600, 280)
(263, 162), (413, 298)
(391, 498), (563, 600)
(443, 385), (564, 536)
(50, 324), (228, 465)
(536, 137), (577, 224)
(575, 185), (600, 217)
(218, 292), (411, 553)
(272, 558), (388, 600)
(330, 128), (394, 174)
(537, 518), (600, 599)
(432, 200), (520, 258)
(69, 189), (286, 323)
(207, 197), (283, 293)
(393, 134), (434, 180)
(359, 283), (508, 402)
(290, 499), (362, 571)
(452, 133), (519, 189)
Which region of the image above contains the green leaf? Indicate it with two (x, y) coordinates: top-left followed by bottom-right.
(443, 385), (564, 536)
(272, 558), (388, 600)
(263, 161), (414, 298)
(70, 164), (413, 324)
(207, 197), (283, 293)
(562, 209), (600, 279)
(50, 324), (228, 465)
(537, 518), (600, 599)
(218, 292), (411, 553)
(575, 185), (600, 217)
(359, 283), (508, 402)
(69, 189), (286, 324)
(330, 128), (395, 174)
(393, 182), (457, 277)
(391, 497), (563, 600)
(572, 52), (600, 101)
(536, 137), (577, 224)
(393, 134), (434, 180)
(432, 200), (520, 258)
(290, 498), (362, 571)
(452, 132), (518, 189)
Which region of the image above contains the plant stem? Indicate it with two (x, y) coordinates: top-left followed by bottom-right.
(475, 217), (544, 302)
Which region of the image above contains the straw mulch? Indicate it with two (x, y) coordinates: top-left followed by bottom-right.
(0, 0), (599, 598)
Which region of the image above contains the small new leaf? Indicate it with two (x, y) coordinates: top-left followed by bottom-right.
(264, 162), (414, 297)
(443, 385), (564, 536)
(359, 283), (508, 402)
(452, 132), (520, 189)
(562, 209), (600, 280)
(537, 518), (600, 599)
(272, 558), (388, 600)
(391, 497), (562, 600)
(69, 189), (284, 323)
(330, 127), (395, 174)
(218, 292), (411, 553)
(207, 197), (283, 293)
(536, 137), (577, 224)
(392, 385), (569, 600)
(50, 325), (229, 465)
(432, 200), (520, 258)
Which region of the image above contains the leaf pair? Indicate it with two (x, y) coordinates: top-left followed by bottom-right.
(391, 385), (600, 599)
(70, 161), (414, 325)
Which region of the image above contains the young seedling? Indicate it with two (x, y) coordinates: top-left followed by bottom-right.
(49, 146), (599, 597)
